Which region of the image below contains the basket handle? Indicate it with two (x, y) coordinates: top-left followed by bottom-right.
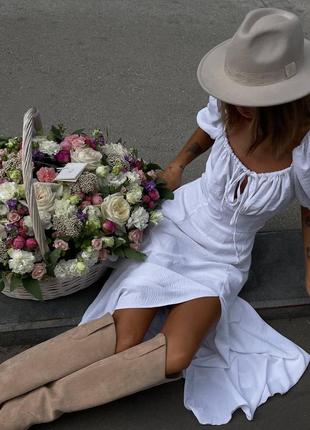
(22, 107), (49, 259)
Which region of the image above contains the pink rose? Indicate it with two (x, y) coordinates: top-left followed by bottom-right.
(142, 195), (151, 204)
(84, 195), (93, 202)
(147, 170), (158, 179)
(55, 150), (71, 163)
(7, 211), (21, 223)
(98, 248), (108, 261)
(91, 238), (103, 251)
(148, 189), (160, 201)
(53, 239), (69, 251)
(102, 220), (116, 234)
(31, 263), (47, 280)
(25, 238), (38, 250)
(59, 140), (72, 151)
(148, 201), (155, 209)
(129, 242), (140, 251)
(36, 167), (57, 183)
(128, 229), (143, 244)
(137, 170), (146, 182)
(13, 236), (25, 249)
(92, 194), (103, 205)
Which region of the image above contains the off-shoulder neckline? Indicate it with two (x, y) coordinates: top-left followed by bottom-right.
(220, 128), (310, 178)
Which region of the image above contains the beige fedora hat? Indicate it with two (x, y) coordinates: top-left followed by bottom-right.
(197, 7), (310, 107)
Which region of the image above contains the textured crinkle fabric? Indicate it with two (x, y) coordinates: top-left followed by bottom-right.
(79, 95), (310, 425)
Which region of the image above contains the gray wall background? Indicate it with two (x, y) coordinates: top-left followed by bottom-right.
(0, 0), (308, 231)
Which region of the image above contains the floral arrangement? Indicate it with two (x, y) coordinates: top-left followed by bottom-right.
(0, 125), (173, 299)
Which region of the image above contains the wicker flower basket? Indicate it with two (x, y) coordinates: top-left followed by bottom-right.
(1, 107), (117, 301)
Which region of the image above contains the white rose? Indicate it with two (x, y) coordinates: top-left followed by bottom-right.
(126, 185), (143, 204)
(101, 193), (131, 226)
(71, 147), (102, 171)
(126, 206), (149, 230)
(8, 249), (35, 275)
(33, 137), (59, 156)
(0, 182), (18, 201)
(33, 183), (55, 213)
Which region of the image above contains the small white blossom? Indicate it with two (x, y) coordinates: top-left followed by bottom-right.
(0, 182), (18, 201)
(126, 206), (149, 230)
(8, 249), (35, 275)
(33, 137), (59, 156)
(149, 210), (164, 225)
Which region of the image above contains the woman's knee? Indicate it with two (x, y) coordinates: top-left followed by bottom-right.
(111, 308), (158, 353)
(163, 335), (193, 375)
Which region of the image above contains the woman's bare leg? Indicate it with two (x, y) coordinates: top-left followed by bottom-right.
(160, 296), (222, 376)
(112, 307), (160, 353)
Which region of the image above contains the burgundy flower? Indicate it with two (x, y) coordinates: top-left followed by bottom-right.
(55, 150), (71, 163)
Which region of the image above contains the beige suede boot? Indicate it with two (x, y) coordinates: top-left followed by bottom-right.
(0, 332), (182, 430)
(0, 312), (116, 405)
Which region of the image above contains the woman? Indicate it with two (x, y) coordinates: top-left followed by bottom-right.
(0, 7), (310, 428)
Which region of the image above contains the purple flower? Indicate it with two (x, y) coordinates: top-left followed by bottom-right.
(124, 154), (136, 167)
(96, 136), (105, 146)
(6, 199), (17, 210)
(144, 180), (156, 192)
(77, 209), (88, 221)
(32, 150), (45, 161)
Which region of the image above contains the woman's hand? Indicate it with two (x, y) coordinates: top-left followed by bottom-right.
(157, 161), (184, 191)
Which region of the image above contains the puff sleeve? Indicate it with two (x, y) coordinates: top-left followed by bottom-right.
(292, 131), (310, 209)
(196, 95), (224, 140)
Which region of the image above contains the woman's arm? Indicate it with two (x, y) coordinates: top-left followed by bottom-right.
(157, 127), (215, 190)
(301, 206), (310, 296)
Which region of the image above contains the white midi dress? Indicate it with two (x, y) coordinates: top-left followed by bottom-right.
(79, 95), (310, 425)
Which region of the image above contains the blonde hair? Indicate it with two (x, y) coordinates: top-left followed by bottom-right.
(218, 94), (310, 160)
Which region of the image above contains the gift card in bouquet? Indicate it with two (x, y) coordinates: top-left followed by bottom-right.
(54, 163), (87, 182)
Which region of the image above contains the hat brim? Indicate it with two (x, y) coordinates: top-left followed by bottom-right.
(197, 38), (310, 106)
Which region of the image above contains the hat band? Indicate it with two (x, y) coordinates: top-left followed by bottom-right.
(224, 60), (300, 86)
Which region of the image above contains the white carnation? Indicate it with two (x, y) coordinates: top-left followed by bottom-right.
(101, 143), (129, 166)
(33, 137), (59, 156)
(8, 249), (35, 275)
(126, 170), (141, 184)
(0, 182), (18, 201)
(38, 211), (52, 229)
(54, 199), (76, 217)
(126, 206), (149, 230)
(82, 205), (101, 221)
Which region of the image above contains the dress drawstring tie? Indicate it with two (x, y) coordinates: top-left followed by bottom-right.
(220, 168), (259, 264)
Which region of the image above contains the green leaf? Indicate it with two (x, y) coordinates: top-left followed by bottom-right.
(158, 187), (174, 200)
(10, 274), (23, 291)
(22, 278), (43, 301)
(113, 247), (126, 258)
(123, 247), (147, 261)
(47, 248), (62, 267)
(155, 177), (167, 186)
(71, 128), (85, 135)
(145, 162), (162, 171)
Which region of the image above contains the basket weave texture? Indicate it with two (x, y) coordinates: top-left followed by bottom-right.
(1, 107), (114, 301)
